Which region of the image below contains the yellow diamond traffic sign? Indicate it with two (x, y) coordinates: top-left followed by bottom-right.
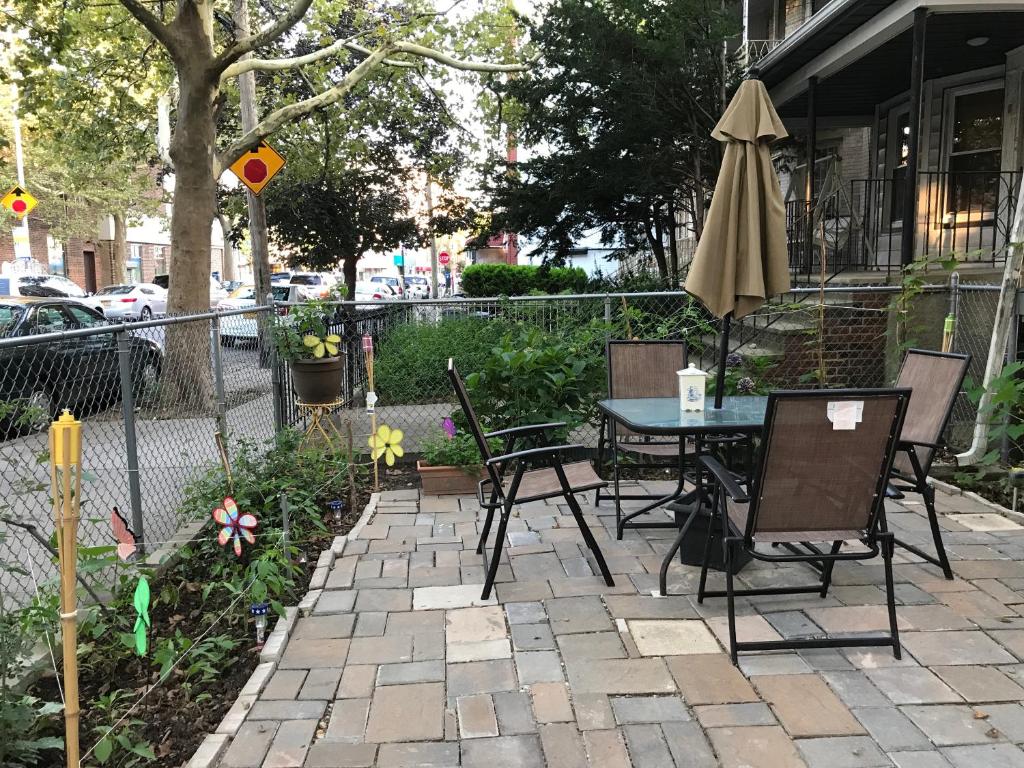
(229, 141), (286, 196)
(1, 185), (37, 220)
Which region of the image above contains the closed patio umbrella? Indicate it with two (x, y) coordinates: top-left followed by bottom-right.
(684, 77), (790, 407)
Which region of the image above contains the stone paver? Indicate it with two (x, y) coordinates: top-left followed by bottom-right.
(208, 487), (1024, 768)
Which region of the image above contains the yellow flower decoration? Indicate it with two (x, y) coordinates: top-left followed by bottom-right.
(368, 424), (404, 466)
(302, 333), (341, 359)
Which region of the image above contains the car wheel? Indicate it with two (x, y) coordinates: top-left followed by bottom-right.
(132, 356), (161, 403)
(140, 306), (152, 321)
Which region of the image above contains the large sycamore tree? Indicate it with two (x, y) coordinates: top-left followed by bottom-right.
(11, 0), (524, 399)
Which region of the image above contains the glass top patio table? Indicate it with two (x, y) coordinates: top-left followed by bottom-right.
(597, 396), (770, 437)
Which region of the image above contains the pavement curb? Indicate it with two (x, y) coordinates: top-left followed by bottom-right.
(188, 491), (380, 768)
(931, 475), (1024, 525)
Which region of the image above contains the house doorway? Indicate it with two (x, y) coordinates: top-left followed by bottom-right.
(83, 250), (97, 293)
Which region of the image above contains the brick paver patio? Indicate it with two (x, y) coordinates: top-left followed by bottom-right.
(215, 481), (1024, 767)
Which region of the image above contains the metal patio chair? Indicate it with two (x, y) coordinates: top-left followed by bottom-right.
(447, 358), (615, 601)
(693, 389), (911, 662)
(887, 349), (971, 579)
(595, 340), (690, 536)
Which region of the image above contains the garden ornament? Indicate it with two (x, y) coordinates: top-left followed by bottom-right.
(213, 497), (258, 556)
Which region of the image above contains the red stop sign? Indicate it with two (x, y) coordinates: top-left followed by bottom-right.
(243, 158), (268, 183)
(438, 251), (450, 265)
(11, 199), (26, 214)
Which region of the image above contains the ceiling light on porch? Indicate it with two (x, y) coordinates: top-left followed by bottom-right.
(966, 36), (990, 47)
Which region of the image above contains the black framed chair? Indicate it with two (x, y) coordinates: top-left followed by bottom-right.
(447, 359), (615, 601)
(690, 389), (911, 663)
(886, 349), (971, 580)
(594, 340), (690, 537)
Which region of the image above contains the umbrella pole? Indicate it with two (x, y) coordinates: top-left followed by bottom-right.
(714, 313), (731, 409)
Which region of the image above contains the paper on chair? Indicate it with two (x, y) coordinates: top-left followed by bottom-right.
(827, 400), (863, 430)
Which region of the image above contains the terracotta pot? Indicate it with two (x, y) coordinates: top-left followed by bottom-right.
(417, 460), (483, 496)
(290, 356), (343, 404)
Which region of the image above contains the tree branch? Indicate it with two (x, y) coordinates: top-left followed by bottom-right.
(389, 41), (528, 72)
(216, 0), (314, 72)
(222, 34), (358, 79)
(118, 0), (178, 55)
(216, 45), (396, 176)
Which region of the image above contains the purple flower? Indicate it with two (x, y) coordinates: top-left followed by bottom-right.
(441, 417), (457, 438)
(726, 352), (743, 367)
(736, 376), (756, 394)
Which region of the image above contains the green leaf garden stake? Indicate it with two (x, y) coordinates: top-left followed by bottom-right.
(133, 576), (150, 655)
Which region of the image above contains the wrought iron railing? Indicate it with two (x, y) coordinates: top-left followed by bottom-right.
(737, 39), (783, 66)
(786, 170), (1021, 281)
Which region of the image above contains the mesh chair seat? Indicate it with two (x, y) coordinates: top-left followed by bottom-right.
(726, 499), (863, 543)
(509, 461), (606, 500)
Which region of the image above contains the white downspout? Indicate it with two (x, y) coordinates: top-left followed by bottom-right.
(956, 182), (1024, 465)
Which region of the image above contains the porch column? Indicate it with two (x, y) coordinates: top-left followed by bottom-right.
(805, 75), (818, 275)
(901, 7), (928, 267)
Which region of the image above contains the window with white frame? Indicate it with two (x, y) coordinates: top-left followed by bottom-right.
(944, 83), (1004, 221)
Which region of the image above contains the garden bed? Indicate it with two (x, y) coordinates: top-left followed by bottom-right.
(2, 429), (385, 768)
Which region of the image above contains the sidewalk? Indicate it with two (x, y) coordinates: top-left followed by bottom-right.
(212, 481), (1024, 768)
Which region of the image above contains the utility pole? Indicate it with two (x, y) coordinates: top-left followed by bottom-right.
(233, 0), (272, 307)
(425, 173), (439, 299)
(9, 80), (32, 266)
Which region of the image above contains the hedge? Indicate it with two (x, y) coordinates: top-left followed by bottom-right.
(461, 263), (588, 297)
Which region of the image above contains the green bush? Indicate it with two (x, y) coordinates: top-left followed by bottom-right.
(461, 264), (587, 297)
(465, 323), (606, 435)
(375, 316), (507, 405)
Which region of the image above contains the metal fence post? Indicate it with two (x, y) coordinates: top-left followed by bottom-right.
(268, 299), (285, 434)
(947, 271), (961, 353)
(211, 314), (228, 438)
(116, 330), (145, 550)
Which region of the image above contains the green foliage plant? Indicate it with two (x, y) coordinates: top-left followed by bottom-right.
(461, 264), (587, 297)
(709, 352), (777, 396)
(420, 429), (501, 472)
(270, 295), (344, 363)
(465, 323), (605, 435)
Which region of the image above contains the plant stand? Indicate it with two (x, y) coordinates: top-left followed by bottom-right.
(297, 398), (344, 450)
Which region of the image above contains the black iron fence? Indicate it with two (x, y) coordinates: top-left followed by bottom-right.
(787, 170), (1020, 281)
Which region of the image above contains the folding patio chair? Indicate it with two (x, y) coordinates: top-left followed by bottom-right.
(595, 340), (690, 536)
(447, 359), (615, 601)
(887, 349), (971, 580)
(693, 388), (910, 662)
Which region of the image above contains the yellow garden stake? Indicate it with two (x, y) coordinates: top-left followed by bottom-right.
(50, 410), (82, 768)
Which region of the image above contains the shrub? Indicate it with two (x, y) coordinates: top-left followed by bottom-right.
(465, 323), (606, 434)
(461, 264), (587, 297)
(375, 316), (507, 405)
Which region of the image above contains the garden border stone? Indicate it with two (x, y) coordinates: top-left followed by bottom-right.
(930, 477), (1024, 525)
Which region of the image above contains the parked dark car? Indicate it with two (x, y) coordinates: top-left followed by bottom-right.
(0, 298), (163, 435)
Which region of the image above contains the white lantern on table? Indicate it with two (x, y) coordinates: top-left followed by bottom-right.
(677, 364), (709, 412)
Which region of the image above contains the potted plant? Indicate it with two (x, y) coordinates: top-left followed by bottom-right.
(417, 418), (497, 495)
(271, 294), (346, 404)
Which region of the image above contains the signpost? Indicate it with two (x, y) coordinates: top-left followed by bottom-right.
(229, 140), (286, 195)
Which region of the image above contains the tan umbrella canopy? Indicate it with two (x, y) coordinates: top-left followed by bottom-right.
(684, 78), (790, 406)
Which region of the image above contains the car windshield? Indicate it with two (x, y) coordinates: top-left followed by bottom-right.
(290, 275), (321, 285)
(0, 305), (25, 337)
(19, 285), (63, 297)
(96, 286), (135, 295)
(271, 285), (293, 301)
(153, 275), (169, 289)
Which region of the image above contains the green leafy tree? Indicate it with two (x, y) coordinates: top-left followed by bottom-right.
(481, 0), (736, 279)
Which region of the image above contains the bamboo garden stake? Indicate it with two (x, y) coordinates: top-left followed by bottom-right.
(51, 410), (82, 768)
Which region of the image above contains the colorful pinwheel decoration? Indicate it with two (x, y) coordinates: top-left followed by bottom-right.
(368, 424), (404, 466)
(212, 497), (258, 556)
(133, 576), (151, 656)
(442, 417), (457, 439)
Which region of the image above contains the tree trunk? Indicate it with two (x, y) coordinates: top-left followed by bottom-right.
(216, 212), (239, 282)
(112, 212), (128, 284)
(644, 210), (669, 278)
(343, 253), (358, 299)
(164, 4), (219, 408)
(667, 200), (680, 285)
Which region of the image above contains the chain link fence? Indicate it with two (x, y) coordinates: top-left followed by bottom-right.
(0, 282), (1005, 606)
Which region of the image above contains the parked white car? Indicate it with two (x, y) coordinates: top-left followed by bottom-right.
(153, 274), (228, 309)
(95, 283), (168, 321)
(289, 272), (337, 300)
(219, 284), (301, 345)
(404, 275), (430, 299)
(354, 281), (396, 302)
(0, 274), (104, 314)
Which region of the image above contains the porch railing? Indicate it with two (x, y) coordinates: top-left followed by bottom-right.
(786, 170), (1021, 281)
